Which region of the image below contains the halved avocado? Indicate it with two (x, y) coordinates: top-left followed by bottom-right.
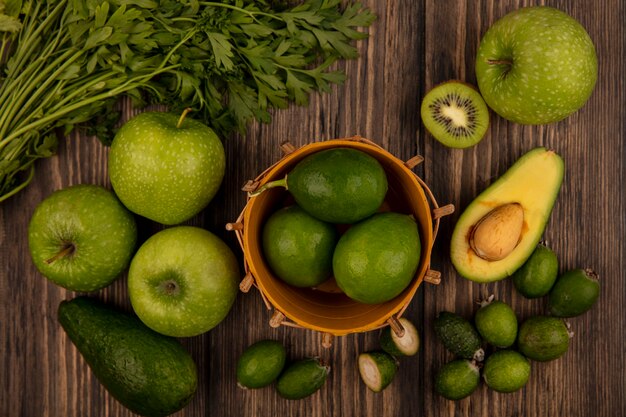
(450, 148), (564, 282)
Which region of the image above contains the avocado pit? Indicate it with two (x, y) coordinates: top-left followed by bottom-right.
(469, 202), (524, 261)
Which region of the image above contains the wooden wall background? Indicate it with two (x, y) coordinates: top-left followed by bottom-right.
(1, 0), (624, 416)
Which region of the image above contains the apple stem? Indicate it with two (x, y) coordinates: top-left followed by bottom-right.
(487, 59), (513, 66)
(45, 244), (75, 265)
(248, 177), (288, 197)
(177, 107), (193, 128)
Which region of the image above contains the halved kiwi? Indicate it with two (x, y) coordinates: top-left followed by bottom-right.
(420, 81), (489, 148)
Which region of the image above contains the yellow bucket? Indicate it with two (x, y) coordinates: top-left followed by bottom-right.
(227, 136), (453, 347)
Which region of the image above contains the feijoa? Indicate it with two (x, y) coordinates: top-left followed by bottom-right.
(512, 244), (559, 298)
(380, 317), (420, 357)
(434, 312), (484, 361)
(435, 359), (480, 400)
(276, 358), (329, 400)
(517, 316), (570, 361)
(236, 340), (287, 389)
(358, 351), (398, 392)
(251, 148), (388, 224)
(474, 296), (517, 348)
(262, 205), (338, 287)
(548, 268), (600, 317)
(483, 350), (530, 393)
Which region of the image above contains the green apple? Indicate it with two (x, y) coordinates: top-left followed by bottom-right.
(108, 110), (225, 225)
(475, 6), (597, 124)
(28, 184), (137, 292)
(128, 226), (239, 337)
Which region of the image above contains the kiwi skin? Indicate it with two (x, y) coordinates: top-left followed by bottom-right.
(420, 80), (489, 149)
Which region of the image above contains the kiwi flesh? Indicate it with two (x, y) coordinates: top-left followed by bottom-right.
(420, 81), (489, 148)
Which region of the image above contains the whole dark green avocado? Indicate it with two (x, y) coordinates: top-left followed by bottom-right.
(58, 297), (197, 417)
(251, 148), (388, 224)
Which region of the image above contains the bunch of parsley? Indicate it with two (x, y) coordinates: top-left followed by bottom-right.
(0, 0), (374, 201)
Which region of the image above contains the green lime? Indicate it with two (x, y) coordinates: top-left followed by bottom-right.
(380, 317), (420, 357)
(358, 351), (398, 392)
(435, 359), (480, 400)
(474, 297), (517, 348)
(517, 316), (570, 361)
(434, 311), (484, 361)
(253, 148), (388, 224)
(236, 340), (287, 389)
(483, 350), (530, 393)
(548, 268), (600, 317)
(512, 244), (559, 298)
(333, 212), (421, 304)
(262, 205), (338, 287)
(288, 148), (387, 223)
(276, 358), (329, 400)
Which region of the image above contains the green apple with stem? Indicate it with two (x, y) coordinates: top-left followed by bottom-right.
(475, 6), (597, 124)
(128, 226), (239, 337)
(108, 109), (225, 225)
(28, 184), (137, 292)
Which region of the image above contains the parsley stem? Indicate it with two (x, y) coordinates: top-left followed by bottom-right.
(199, 2), (283, 22)
(0, 63), (180, 150)
(0, 164), (33, 203)
(6, 1), (65, 80)
(0, 27), (195, 150)
(0, 48), (83, 139)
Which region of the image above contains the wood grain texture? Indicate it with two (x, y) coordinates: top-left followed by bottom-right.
(1, 1), (624, 416)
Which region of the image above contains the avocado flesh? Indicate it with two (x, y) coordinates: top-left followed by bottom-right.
(450, 148), (564, 282)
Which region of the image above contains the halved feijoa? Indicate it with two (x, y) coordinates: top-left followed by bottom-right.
(474, 296), (517, 348)
(512, 244), (559, 298)
(380, 317), (420, 357)
(435, 359), (480, 400)
(451, 148), (564, 283)
(420, 81), (489, 149)
(358, 351), (398, 392)
(236, 340), (286, 389)
(548, 268), (600, 317)
(434, 312), (484, 361)
(517, 316), (570, 362)
(483, 350), (530, 393)
(276, 358), (329, 400)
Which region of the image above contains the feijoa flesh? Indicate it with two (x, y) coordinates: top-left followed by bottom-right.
(435, 359), (480, 400)
(262, 205), (337, 287)
(548, 268), (600, 317)
(358, 351), (398, 392)
(251, 148), (388, 224)
(517, 316), (570, 361)
(380, 317), (420, 357)
(420, 81), (489, 149)
(276, 358), (329, 400)
(483, 350), (530, 393)
(434, 311), (484, 361)
(333, 212), (421, 304)
(474, 297), (517, 348)
(512, 244), (559, 298)
(236, 340), (287, 389)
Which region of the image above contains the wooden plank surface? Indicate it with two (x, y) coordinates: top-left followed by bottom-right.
(1, 1), (624, 416)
